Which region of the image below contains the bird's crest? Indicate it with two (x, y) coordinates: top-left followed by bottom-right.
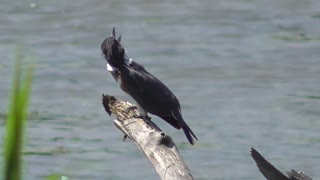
(101, 27), (125, 67)
(111, 27), (121, 42)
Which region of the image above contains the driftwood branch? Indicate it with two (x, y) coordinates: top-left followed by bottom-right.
(250, 148), (312, 180)
(102, 94), (193, 180)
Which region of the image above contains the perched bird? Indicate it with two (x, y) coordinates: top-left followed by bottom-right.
(101, 27), (198, 145)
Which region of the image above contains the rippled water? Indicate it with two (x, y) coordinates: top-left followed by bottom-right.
(1, 0), (320, 179)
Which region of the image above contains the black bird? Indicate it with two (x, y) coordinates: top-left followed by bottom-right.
(101, 27), (198, 145)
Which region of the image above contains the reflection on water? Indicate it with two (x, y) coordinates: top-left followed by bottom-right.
(1, 0), (320, 179)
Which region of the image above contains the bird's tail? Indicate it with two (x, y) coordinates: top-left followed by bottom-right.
(182, 124), (198, 145)
(173, 110), (198, 145)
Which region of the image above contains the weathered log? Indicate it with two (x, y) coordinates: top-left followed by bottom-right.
(102, 94), (194, 180)
(250, 148), (312, 180)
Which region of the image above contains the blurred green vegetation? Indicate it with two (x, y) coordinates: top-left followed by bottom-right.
(3, 49), (33, 180)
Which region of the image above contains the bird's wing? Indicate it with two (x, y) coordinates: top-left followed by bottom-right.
(121, 61), (180, 116)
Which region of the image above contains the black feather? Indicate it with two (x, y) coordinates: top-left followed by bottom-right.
(101, 28), (198, 145)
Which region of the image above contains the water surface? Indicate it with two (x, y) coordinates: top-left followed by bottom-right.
(1, 0), (320, 179)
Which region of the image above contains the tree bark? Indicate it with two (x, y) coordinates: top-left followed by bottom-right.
(102, 94), (194, 180)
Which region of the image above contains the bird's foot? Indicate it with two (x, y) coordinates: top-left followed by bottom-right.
(132, 114), (151, 121)
(132, 114), (142, 119)
(126, 106), (137, 114)
(143, 116), (155, 126)
(144, 115), (151, 121)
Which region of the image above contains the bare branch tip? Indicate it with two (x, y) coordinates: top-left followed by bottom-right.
(102, 94), (116, 115)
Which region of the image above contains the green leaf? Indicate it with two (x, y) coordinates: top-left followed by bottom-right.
(3, 47), (33, 180)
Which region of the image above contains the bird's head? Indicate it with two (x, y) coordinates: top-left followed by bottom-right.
(101, 27), (125, 68)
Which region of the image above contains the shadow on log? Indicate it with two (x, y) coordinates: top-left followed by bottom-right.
(102, 94), (194, 180)
(250, 148), (312, 180)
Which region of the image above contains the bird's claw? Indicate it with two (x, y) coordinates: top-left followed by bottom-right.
(144, 115), (151, 121)
(126, 106), (137, 114)
(131, 114), (151, 120)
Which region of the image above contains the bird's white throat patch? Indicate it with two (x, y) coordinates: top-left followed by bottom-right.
(106, 63), (114, 72)
(106, 51), (132, 72)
